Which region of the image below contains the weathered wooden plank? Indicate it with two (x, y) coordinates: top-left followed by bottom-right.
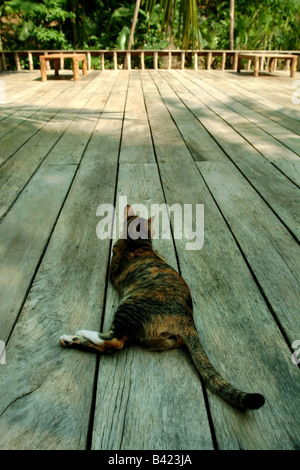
(197, 161), (300, 343)
(0, 119), (72, 220)
(0, 71), (127, 450)
(46, 74), (118, 165)
(198, 71), (300, 136)
(161, 71), (300, 241)
(225, 73), (300, 124)
(141, 70), (300, 450)
(119, 71), (155, 164)
(90, 75), (213, 449)
(1, 69), (299, 452)
(0, 83), (73, 139)
(0, 72), (46, 104)
(150, 71), (300, 344)
(0, 73), (113, 219)
(192, 72), (300, 155)
(200, 71), (299, 115)
(149, 71), (225, 163)
(185, 74), (299, 191)
(0, 108), (53, 164)
(0, 70), (103, 166)
(181, 71), (300, 186)
(221, 69), (300, 111)
(0, 161), (117, 450)
(80, 72), (129, 166)
(0, 73), (117, 339)
(92, 162), (214, 450)
(0, 163), (76, 343)
(0, 80), (89, 166)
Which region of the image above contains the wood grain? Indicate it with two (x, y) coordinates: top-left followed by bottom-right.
(0, 72), (125, 450)
(149, 71), (300, 342)
(141, 70), (300, 449)
(0, 69), (299, 450)
(162, 70), (300, 240)
(92, 162), (214, 450)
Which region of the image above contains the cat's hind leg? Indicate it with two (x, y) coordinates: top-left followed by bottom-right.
(59, 329), (127, 353)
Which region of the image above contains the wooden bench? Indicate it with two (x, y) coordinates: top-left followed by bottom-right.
(237, 52), (298, 77)
(39, 53), (87, 82)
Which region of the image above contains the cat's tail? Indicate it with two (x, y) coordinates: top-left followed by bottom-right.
(182, 325), (265, 410)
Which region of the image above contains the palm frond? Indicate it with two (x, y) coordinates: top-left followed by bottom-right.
(143, 0), (201, 49)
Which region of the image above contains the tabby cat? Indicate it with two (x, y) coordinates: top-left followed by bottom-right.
(60, 205), (265, 410)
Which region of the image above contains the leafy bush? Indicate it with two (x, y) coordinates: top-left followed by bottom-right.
(0, 0), (299, 53)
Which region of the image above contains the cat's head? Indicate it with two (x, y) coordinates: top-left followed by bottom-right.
(121, 205), (155, 244)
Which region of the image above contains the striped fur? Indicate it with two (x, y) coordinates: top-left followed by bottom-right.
(60, 205), (264, 410)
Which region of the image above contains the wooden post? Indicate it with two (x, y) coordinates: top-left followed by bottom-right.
(254, 56), (259, 77)
(154, 51), (158, 70)
(277, 58), (281, 72)
(168, 52), (172, 70)
(260, 56), (264, 71)
(291, 56), (297, 78)
(237, 57), (242, 73)
(141, 51), (145, 70)
(194, 52), (198, 70)
(221, 52), (226, 71)
(126, 52), (131, 70)
(60, 55), (64, 71)
(269, 57), (275, 73)
(54, 58), (59, 76)
(14, 52), (21, 71)
(247, 59), (251, 71)
(101, 52), (105, 71)
(40, 57), (47, 81)
(207, 52), (212, 70)
(87, 52), (91, 70)
(73, 57), (79, 80)
(181, 51), (185, 70)
(113, 51), (117, 71)
(1, 53), (7, 71)
(233, 52), (238, 71)
(28, 52), (33, 71)
(82, 57), (87, 76)
(44, 52), (51, 70)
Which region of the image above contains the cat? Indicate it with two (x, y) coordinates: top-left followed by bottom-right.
(60, 205), (265, 410)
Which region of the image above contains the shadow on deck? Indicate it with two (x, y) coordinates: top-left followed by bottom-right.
(0, 69), (299, 450)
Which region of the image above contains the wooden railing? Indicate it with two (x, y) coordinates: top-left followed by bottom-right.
(1, 49), (300, 72)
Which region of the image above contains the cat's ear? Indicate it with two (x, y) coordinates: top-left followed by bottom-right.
(124, 205), (136, 219)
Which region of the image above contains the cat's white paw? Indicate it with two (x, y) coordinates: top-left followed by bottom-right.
(75, 329), (104, 345)
(59, 334), (77, 347)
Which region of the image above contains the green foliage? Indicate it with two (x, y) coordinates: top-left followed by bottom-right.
(0, 0), (299, 53)
(1, 0), (74, 49)
(144, 0), (201, 48)
(117, 26), (130, 50)
(198, 0), (300, 51)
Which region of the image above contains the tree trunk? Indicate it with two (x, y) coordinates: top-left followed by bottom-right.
(230, 0), (235, 50)
(125, 0), (141, 69)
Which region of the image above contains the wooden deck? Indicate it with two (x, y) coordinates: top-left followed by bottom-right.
(0, 68), (300, 451)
